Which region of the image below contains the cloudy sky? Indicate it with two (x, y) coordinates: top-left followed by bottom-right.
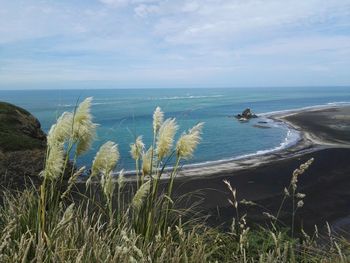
(0, 0), (350, 89)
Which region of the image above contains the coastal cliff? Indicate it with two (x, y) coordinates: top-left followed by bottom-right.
(0, 102), (46, 187)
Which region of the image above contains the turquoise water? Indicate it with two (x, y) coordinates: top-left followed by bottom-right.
(1, 87), (350, 170)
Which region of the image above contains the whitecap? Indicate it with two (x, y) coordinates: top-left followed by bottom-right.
(150, 95), (224, 100)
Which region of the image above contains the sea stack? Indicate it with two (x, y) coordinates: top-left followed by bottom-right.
(235, 108), (258, 121)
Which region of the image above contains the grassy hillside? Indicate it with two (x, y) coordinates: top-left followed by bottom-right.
(0, 101), (46, 152)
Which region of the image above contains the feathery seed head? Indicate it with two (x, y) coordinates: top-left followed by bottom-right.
(300, 164), (307, 170)
(61, 203), (75, 224)
(91, 141), (119, 178)
(291, 158), (314, 190)
(47, 97), (98, 155)
(176, 122), (204, 159)
(142, 146), (153, 175)
(74, 97), (93, 126)
(44, 143), (65, 180)
(271, 232), (278, 246)
(55, 203), (75, 231)
(284, 187), (290, 197)
(47, 112), (73, 147)
(156, 118), (178, 160)
(315, 225), (319, 238)
(291, 169), (300, 190)
(73, 97), (98, 155)
(132, 180), (151, 211)
(118, 169), (125, 190)
(130, 136), (145, 160)
(297, 200), (304, 208)
(263, 212), (277, 221)
(296, 193), (306, 199)
(75, 122), (98, 155)
(153, 107), (164, 134)
(101, 171), (115, 201)
(223, 179), (233, 194)
(240, 199), (256, 206)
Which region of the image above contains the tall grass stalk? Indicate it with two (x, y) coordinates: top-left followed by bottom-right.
(274, 158), (314, 237)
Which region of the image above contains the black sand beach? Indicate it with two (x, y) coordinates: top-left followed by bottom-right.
(168, 106), (350, 230)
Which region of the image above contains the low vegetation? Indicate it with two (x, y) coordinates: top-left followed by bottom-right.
(0, 102), (45, 152)
(0, 98), (349, 262)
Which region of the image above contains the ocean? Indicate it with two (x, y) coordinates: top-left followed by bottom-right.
(1, 87), (350, 170)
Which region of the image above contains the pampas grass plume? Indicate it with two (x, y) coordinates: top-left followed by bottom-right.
(130, 136), (144, 160)
(153, 107), (164, 134)
(142, 146), (153, 175)
(101, 171), (115, 202)
(73, 97), (98, 155)
(47, 97), (98, 156)
(44, 142), (65, 180)
(47, 112), (73, 147)
(176, 122), (204, 159)
(132, 180), (150, 211)
(156, 118), (178, 160)
(91, 141), (119, 178)
(118, 169), (125, 189)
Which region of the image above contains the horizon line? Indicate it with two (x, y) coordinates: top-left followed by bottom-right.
(1, 85), (350, 91)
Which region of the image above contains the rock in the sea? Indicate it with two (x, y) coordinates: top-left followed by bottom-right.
(0, 102), (46, 188)
(235, 108), (258, 121)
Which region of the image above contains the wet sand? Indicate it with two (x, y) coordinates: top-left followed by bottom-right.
(168, 106), (350, 230)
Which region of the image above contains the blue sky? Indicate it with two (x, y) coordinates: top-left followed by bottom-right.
(0, 0), (350, 89)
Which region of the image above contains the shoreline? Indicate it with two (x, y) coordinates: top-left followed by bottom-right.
(166, 105), (350, 230)
(115, 103), (350, 181)
(144, 104), (349, 181)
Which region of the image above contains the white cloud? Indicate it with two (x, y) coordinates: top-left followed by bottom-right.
(150, 0), (350, 46)
(181, 2), (200, 13)
(238, 36), (350, 56)
(99, 0), (130, 7)
(98, 0), (161, 8)
(0, 0), (349, 87)
(134, 4), (160, 17)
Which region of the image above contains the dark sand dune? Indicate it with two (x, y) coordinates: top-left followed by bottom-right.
(282, 106), (350, 144)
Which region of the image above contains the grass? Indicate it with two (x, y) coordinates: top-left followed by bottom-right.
(0, 98), (350, 262)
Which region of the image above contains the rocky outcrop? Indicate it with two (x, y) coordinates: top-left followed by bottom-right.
(0, 102), (46, 188)
(235, 108), (258, 121)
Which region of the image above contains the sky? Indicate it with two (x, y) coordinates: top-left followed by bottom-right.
(0, 0), (350, 89)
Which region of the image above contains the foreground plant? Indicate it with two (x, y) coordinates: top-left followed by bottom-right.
(274, 158), (314, 237)
(39, 97), (97, 238)
(39, 99), (205, 246)
(221, 158), (350, 262)
(134, 107), (204, 240)
(130, 136), (144, 188)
